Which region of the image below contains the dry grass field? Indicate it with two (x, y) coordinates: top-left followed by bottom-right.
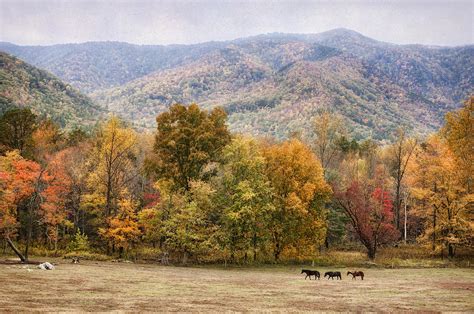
(1, 259), (473, 312)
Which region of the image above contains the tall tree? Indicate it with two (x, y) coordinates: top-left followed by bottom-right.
(152, 104), (230, 191)
(442, 96), (473, 193)
(408, 135), (472, 257)
(262, 139), (331, 261)
(86, 117), (138, 218)
(216, 136), (274, 262)
(384, 128), (417, 231)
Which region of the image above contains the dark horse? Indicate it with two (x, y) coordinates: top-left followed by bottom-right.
(301, 269), (320, 280)
(347, 271), (364, 280)
(324, 271), (342, 280)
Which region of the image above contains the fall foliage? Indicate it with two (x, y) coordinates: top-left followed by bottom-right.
(0, 99), (472, 263)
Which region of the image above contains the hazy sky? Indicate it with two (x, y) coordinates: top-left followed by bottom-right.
(1, 0), (473, 46)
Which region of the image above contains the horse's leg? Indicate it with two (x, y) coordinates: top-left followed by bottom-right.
(305, 274), (308, 280)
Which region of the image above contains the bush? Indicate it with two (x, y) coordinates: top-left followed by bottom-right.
(67, 231), (90, 253)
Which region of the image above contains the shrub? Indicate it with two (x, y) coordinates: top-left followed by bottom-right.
(67, 231), (90, 253)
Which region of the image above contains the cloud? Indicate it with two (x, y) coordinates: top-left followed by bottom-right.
(1, 0), (472, 46)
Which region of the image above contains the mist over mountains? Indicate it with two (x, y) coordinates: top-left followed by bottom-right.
(1, 28), (472, 140)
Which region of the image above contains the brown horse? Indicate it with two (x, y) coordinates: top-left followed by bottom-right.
(347, 271), (364, 280)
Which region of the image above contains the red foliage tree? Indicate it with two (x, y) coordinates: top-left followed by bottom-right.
(335, 180), (399, 259)
(0, 151), (41, 261)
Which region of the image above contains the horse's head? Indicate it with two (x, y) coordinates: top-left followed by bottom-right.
(324, 272), (330, 277)
(301, 269), (307, 274)
(347, 271), (352, 276)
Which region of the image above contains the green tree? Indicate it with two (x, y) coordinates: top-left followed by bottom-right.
(0, 108), (37, 157)
(162, 181), (219, 264)
(216, 136), (274, 263)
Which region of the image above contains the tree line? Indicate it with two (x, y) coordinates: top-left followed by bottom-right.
(0, 97), (472, 263)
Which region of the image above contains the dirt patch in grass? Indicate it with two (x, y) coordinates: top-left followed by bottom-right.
(1, 259), (473, 312)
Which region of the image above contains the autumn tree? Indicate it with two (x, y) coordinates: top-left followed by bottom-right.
(0, 108), (37, 157)
(312, 111), (347, 172)
(216, 136), (274, 262)
(32, 119), (64, 164)
(85, 117), (138, 219)
(383, 128), (417, 232)
(334, 165), (399, 259)
(262, 139), (331, 261)
(408, 135), (472, 257)
(152, 104), (230, 191)
(39, 150), (73, 250)
(442, 96), (473, 193)
(99, 190), (141, 258)
(0, 151), (40, 261)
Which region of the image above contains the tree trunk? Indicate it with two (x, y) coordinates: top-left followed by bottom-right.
(6, 237), (26, 262)
(273, 231), (281, 262)
(182, 251), (188, 265)
(24, 207), (33, 262)
(395, 178), (401, 231)
(432, 207), (437, 251)
(252, 232), (258, 263)
(367, 246), (376, 260)
(448, 243), (455, 258)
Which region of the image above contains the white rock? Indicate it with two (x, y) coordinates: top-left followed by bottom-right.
(38, 262), (55, 270)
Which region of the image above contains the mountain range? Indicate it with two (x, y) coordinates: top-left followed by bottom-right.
(1, 28), (472, 140)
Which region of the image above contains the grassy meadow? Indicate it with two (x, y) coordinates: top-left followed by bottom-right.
(1, 258), (473, 312)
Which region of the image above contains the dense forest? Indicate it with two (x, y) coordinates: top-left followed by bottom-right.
(1, 96), (472, 264)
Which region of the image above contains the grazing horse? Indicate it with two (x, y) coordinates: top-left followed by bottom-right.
(301, 269), (320, 280)
(324, 271), (342, 280)
(347, 271), (364, 280)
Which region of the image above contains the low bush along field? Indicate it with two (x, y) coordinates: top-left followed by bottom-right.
(1, 259), (473, 312)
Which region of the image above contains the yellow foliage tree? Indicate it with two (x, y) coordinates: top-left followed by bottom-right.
(408, 135), (473, 257)
(99, 190), (141, 257)
(86, 117), (138, 218)
(262, 139), (332, 261)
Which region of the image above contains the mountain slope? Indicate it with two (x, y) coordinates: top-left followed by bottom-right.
(1, 29), (472, 140)
(0, 52), (104, 128)
(90, 32), (473, 139)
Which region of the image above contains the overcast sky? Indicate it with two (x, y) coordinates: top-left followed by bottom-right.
(1, 0), (473, 46)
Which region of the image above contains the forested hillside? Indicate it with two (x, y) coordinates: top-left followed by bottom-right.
(0, 52), (104, 128)
(1, 29), (473, 139)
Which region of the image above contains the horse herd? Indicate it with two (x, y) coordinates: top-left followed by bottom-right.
(301, 269), (365, 280)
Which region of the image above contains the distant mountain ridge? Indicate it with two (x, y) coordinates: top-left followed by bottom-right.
(1, 28), (472, 140)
